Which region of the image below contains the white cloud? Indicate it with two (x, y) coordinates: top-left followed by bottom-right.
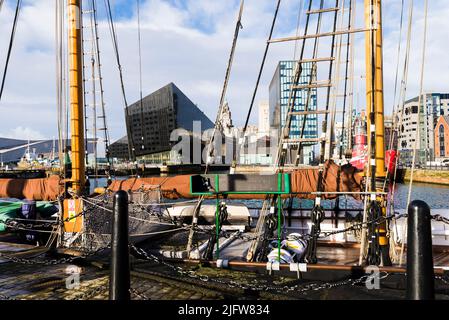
(0, 0), (447, 145)
(0, 126), (46, 140)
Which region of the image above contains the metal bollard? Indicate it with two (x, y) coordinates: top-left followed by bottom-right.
(406, 200), (435, 300)
(109, 191), (130, 300)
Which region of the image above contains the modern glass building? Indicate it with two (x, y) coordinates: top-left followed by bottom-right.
(126, 83), (214, 162)
(269, 61), (318, 164)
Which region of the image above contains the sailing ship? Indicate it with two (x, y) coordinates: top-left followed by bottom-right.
(0, 0), (448, 294)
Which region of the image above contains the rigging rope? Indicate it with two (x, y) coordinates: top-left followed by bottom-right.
(281, 0), (322, 168)
(328, 0), (348, 161)
(400, 0), (428, 266)
(136, 0), (145, 153)
(319, 0), (340, 164)
(55, 0), (65, 175)
(187, 1), (245, 255)
(237, 0), (282, 165)
(391, 0), (414, 200)
(406, 0), (428, 214)
(103, 0), (136, 164)
(346, 0), (356, 153)
(204, 0), (244, 174)
(381, 0), (406, 192)
(292, 0), (305, 61)
(389, 0), (414, 264)
(0, 0), (22, 103)
(91, 0), (112, 173)
(339, 0), (354, 160)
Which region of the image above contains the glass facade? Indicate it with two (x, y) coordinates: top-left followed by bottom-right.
(126, 83), (214, 158)
(269, 61), (318, 142)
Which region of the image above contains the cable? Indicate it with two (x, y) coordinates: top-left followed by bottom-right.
(320, 0), (340, 164)
(292, 0), (305, 61)
(136, 0), (145, 153)
(282, 0), (321, 168)
(240, 0), (282, 148)
(277, 0), (337, 168)
(339, 0), (354, 159)
(400, 0), (428, 266)
(205, 0), (244, 173)
(103, 0), (136, 164)
(381, 0), (406, 191)
(187, 1), (245, 254)
(55, 0), (64, 175)
(0, 0), (22, 103)
(91, 0), (113, 172)
(406, 0), (428, 208)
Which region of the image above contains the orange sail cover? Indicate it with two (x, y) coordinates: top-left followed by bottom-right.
(0, 163), (362, 201)
(0, 175), (62, 201)
(108, 162), (363, 201)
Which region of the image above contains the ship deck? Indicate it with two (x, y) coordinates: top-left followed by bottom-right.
(0, 234), (448, 300)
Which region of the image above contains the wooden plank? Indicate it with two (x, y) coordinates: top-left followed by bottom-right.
(269, 28), (373, 44)
(306, 7), (340, 14)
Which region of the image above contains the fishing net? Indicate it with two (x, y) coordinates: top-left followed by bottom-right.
(61, 188), (176, 252)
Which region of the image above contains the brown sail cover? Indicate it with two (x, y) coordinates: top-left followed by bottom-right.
(0, 162), (362, 201)
(0, 175), (62, 201)
(108, 162), (363, 200)
(290, 161), (363, 200)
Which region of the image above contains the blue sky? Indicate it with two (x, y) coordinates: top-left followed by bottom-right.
(0, 0), (447, 146)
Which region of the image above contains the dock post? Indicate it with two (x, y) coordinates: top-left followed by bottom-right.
(406, 200), (435, 300)
(110, 190), (130, 300)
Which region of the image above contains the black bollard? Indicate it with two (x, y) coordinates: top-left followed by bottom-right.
(406, 200), (435, 300)
(109, 190), (130, 300)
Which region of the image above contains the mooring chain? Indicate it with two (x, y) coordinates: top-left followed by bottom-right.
(130, 244), (210, 283)
(0, 293), (16, 301)
(435, 275), (449, 285)
(129, 288), (151, 300)
(215, 212), (407, 245)
(69, 284), (109, 300)
(1, 219), (58, 231)
(0, 204), (92, 233)
(0, 244), (111, 266)
(432, 214), (449, 225)
(130, 244), (391, 294)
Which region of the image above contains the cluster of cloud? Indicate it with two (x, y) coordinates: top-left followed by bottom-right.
(0, 0), (447, 145)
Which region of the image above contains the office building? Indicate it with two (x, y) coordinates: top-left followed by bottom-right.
(125, 83), (214, 163)
(269, 61), (318, 164)
(398, 93), (449, 165)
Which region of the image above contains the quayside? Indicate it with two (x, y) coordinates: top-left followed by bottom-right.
(0, 0), (448, 300)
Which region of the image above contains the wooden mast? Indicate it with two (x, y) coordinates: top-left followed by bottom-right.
(365, 0), (386, 178)
(68, 0), (85, 195)
(364, 0), (391, 266)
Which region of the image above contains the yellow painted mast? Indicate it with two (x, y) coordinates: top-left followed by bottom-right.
(363, 0), (391, 266)
(68, 0), (85, 195)
(365, 0), (386, 178)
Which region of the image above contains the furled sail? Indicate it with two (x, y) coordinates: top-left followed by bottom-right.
(108, 161), (363, 200)
(0, 175), (62, 201)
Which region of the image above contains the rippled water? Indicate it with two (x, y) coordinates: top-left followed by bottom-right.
(393, 183), (449, 209)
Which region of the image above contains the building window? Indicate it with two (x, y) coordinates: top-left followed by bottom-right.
(439, 125), (445, 157)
